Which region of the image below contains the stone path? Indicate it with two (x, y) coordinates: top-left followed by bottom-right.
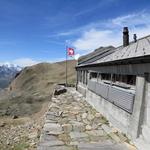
(37, 88), (136, 150)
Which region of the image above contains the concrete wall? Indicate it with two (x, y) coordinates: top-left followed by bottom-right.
(129, 76), (145, 139)
(77, 82), (87, 97)
(135, 75), (150, 150)
(77, 76), (148, 144)
(86, 89), (131, 135)
(142, 76), (150, 145)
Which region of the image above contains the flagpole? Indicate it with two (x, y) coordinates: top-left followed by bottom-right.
(65, 44), (68, 87)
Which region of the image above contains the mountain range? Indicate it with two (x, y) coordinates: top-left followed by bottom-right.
(0, 64), (22, 89)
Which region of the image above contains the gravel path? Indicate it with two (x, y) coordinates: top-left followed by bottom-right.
(37, 88), (136, 150)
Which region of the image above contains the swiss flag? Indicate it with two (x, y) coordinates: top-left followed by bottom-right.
(68, 47), (74, 56)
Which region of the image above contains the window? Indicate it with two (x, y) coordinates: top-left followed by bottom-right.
(98, 73), (136, 89)
(112, 74), (136, 85)
(83, 71), (85, 84)
(90, 72), (98, 80)
(88, 71), (136, 90)
(111, 74), (136, 89)
(83, 71), (88, 85)
(79, 71), (82, 82)
(77, 71), (81, 82)
(78, 70), (88, 85)
(101, 73), (111, 81)
(85, 71), (88, 85)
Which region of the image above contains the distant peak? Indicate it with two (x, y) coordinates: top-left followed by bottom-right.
(0, 63), (22, 71)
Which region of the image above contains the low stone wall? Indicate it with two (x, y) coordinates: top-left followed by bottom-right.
(38, 87), (136, 150)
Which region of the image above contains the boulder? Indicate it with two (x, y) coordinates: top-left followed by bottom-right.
(54, 86), (67, 95)
(12, 115), (18, 119)
(0, 122), (6, 127)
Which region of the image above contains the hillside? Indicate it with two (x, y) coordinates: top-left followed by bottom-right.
(0, 60), (76, 117)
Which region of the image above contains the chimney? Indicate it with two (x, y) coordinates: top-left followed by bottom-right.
(123, 27), (129, 47)
(133, 34), (137, 42)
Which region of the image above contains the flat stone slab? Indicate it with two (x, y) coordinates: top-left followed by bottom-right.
(45, 119), (58, 124)
(45, 115), (57, 121)
(38, 140), (64, 147)
(70, 121), (85, 132)
(46, 112), (58, 116)
(78, 142), (129, 150)
(86, 129), (106, 137)
(40, 134), (58, 142)
(70, 132), (88, 140)
(101, 124), (112, 134)
(37, 145), (72, 150)
(109, 132), (121, 143)
(62, 124), (73, 133)
(43, 123), (62, 132)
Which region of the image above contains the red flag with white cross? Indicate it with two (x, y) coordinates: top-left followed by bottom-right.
(67, 47), (75, 56)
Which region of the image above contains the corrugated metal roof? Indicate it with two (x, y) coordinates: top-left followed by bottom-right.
(95, 35), (150, 64)
(77, 35), (150, 67)
(78, 46), (115, 65)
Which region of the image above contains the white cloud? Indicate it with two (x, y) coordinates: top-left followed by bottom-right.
(13, 58), (39, 67)
(72, 11), (150, 52)
(111, 12), (150, 27)
(48, 57), (65, 63)
(74, 54), (80, 60)
(0, 57), (69, 67)
(72, 29), (121, 52)
(57, 31), (75, 36)
(74, 0), (119, 17)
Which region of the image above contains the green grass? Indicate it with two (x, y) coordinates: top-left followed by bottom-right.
(13, 142), (29, 150)
(100, 116), (109, 125)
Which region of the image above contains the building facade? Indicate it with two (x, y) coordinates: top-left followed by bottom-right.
(76, 27), (150, 149)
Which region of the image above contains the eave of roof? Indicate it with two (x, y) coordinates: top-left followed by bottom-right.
(76, 55), (150, 69)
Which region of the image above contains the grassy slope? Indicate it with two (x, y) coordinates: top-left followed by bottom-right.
(0, 60), (76, 116)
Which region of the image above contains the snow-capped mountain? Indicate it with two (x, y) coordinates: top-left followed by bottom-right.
(0, 64), (22, 89)
(1, 63), (22, 71)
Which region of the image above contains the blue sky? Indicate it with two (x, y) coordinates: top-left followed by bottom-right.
(0, 0), (150, 66)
